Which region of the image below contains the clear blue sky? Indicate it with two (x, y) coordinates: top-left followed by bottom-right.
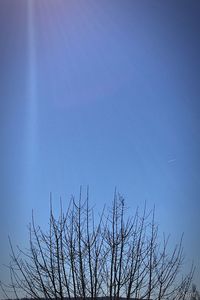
(0, 0), (200, 293)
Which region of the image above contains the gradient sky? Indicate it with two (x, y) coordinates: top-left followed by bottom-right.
(0, 0), (200, 294)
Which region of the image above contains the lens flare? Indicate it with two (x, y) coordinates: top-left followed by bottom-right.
(26, 0), (38, 190)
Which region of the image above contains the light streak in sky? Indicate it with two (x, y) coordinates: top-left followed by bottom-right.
(26, 0), (38, 189)
(27, 0), (37, 157)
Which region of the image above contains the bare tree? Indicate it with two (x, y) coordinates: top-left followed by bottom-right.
(1, 190), (194, 300)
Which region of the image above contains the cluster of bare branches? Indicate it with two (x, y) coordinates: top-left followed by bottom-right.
(190, 284), (200, 300)
(1, 191), (194, 300)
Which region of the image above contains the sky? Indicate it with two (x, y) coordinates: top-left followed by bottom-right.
(0, 0), (200, 295)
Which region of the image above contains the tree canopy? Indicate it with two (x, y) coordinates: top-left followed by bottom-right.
(1, 191), (194, 300)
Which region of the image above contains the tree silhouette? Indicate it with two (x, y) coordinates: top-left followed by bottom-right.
(1, 191), (194, 300)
